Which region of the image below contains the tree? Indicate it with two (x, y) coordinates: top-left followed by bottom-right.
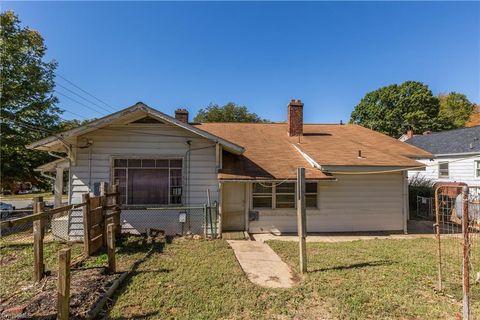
(350, 81), (453, 137)
(0, 11), (62, 192)
(438, 92), (475, 128)
(193, 102), (268, 123)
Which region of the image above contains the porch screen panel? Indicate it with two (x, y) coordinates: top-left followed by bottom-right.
(128, 169), (169, 205)
(113, 158), (183, 205)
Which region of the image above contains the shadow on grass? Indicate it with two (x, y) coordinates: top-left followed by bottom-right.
(310, 260), (396, 272)
(102, 235), (169, 318)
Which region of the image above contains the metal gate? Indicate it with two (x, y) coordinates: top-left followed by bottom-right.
(434, 184), (480, 319)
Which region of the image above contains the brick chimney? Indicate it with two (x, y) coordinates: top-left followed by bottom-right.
(287, 99), (304, 136)
(175, 108), (189, 123)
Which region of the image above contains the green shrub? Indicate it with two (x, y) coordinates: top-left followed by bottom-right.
(408, 175), (435, 215)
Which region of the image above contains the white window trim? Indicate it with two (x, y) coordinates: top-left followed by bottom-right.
(251, 183), (274, 209)
(251, 182), (318, 210)
(275, 183), (296, 209)
(111, 157), (183, 206)
(475, 160), (480, 178)
(438, 162), (449, 179)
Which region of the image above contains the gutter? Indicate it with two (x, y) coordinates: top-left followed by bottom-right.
(433, 152), (480, 157)
(218, 178), (338, 183)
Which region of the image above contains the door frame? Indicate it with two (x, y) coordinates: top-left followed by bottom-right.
(220, 182), (247, 232)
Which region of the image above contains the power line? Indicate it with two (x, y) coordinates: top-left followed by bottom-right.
(56, 91), (107, 117)
(56, 83), (113, 114)
(56, 74), (116, 112)
(1, 117), (71, 146)
(62, 109), (89, 120)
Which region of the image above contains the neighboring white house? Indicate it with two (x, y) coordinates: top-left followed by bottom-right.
(405, 126), (480, 186)
(27, 100), (431, 239)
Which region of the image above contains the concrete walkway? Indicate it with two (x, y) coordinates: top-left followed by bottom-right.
(252, 220), (436, 243)
(227, 240), (296, 288)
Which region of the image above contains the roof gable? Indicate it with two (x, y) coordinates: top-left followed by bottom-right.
(27, 102), (244, 154)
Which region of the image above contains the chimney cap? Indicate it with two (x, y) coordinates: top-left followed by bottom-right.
(288, 99), (304, 107)
(175, 108), (188, 114)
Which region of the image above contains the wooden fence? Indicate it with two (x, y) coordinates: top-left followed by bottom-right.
(82, 182), (121, 256)
(0, 182), (121, 281)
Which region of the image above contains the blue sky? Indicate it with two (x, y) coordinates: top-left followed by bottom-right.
(3, 1), (480, 123)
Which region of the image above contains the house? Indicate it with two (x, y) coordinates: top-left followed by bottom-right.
(27, 100), (430, 239)
(405, 126), (480, 186)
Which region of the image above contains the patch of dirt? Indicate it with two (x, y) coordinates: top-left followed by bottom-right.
(1, 267), (119, 320)
(0, 254), (20, 266)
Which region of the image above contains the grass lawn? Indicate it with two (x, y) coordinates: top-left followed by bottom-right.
(2, 236), (478, 319)
(106, 238), (479, 319)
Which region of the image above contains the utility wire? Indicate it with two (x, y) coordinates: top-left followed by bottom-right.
(2, 117), (70, 146)
(56, 83), (113, 114)
(56, 74), (116, 112)
(56, 91), (107, 117)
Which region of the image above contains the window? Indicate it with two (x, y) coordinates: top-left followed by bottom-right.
(306, 183), (318, 208)
(252, 182), (318, 209)
(276, 183), (295, 208)
(476, 161), (480, 178)
(438, 162), (449, 178)
(252, 183), (273, 208)
(113, 158), (182, 205)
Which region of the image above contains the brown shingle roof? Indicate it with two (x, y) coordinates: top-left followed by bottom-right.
(193, 123), (432, 180)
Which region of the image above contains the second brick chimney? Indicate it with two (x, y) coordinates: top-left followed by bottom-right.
(175, 108), (189, 123)
(288, 99), (304, 136)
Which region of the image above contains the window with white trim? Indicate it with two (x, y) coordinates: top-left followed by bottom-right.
(306, 183), (318, 208)
(113, 158), (182, 205)
(438, 162), (449, 178)
(252, 183), (273, 208)
(475, 161), (480, 178)
(252, 182), (317, 209)
(276, 183), (295, 208)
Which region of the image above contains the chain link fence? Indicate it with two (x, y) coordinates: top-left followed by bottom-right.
(416, 196), (434, 220)
(120, 204), (219, 237)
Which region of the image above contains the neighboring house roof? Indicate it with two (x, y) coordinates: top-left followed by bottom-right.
(405, 125), (480, 155)
(195, 123), (431, 180)
(26, 102), (244, 155)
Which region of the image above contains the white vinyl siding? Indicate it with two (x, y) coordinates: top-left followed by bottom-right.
(248, 173), (405, 233)
(408, 155), (480, 186)
(70, 124), (218, 206)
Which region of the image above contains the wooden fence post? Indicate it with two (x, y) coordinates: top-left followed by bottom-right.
(82, 193), (91, 257)
(57, 248), (71, 320)
(110, 184), (121, 238)
(33, 196), (45, 282)
(296, 168), (307, 274)
(107, 223), (116, 273)
(100, 182), (109, 248)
